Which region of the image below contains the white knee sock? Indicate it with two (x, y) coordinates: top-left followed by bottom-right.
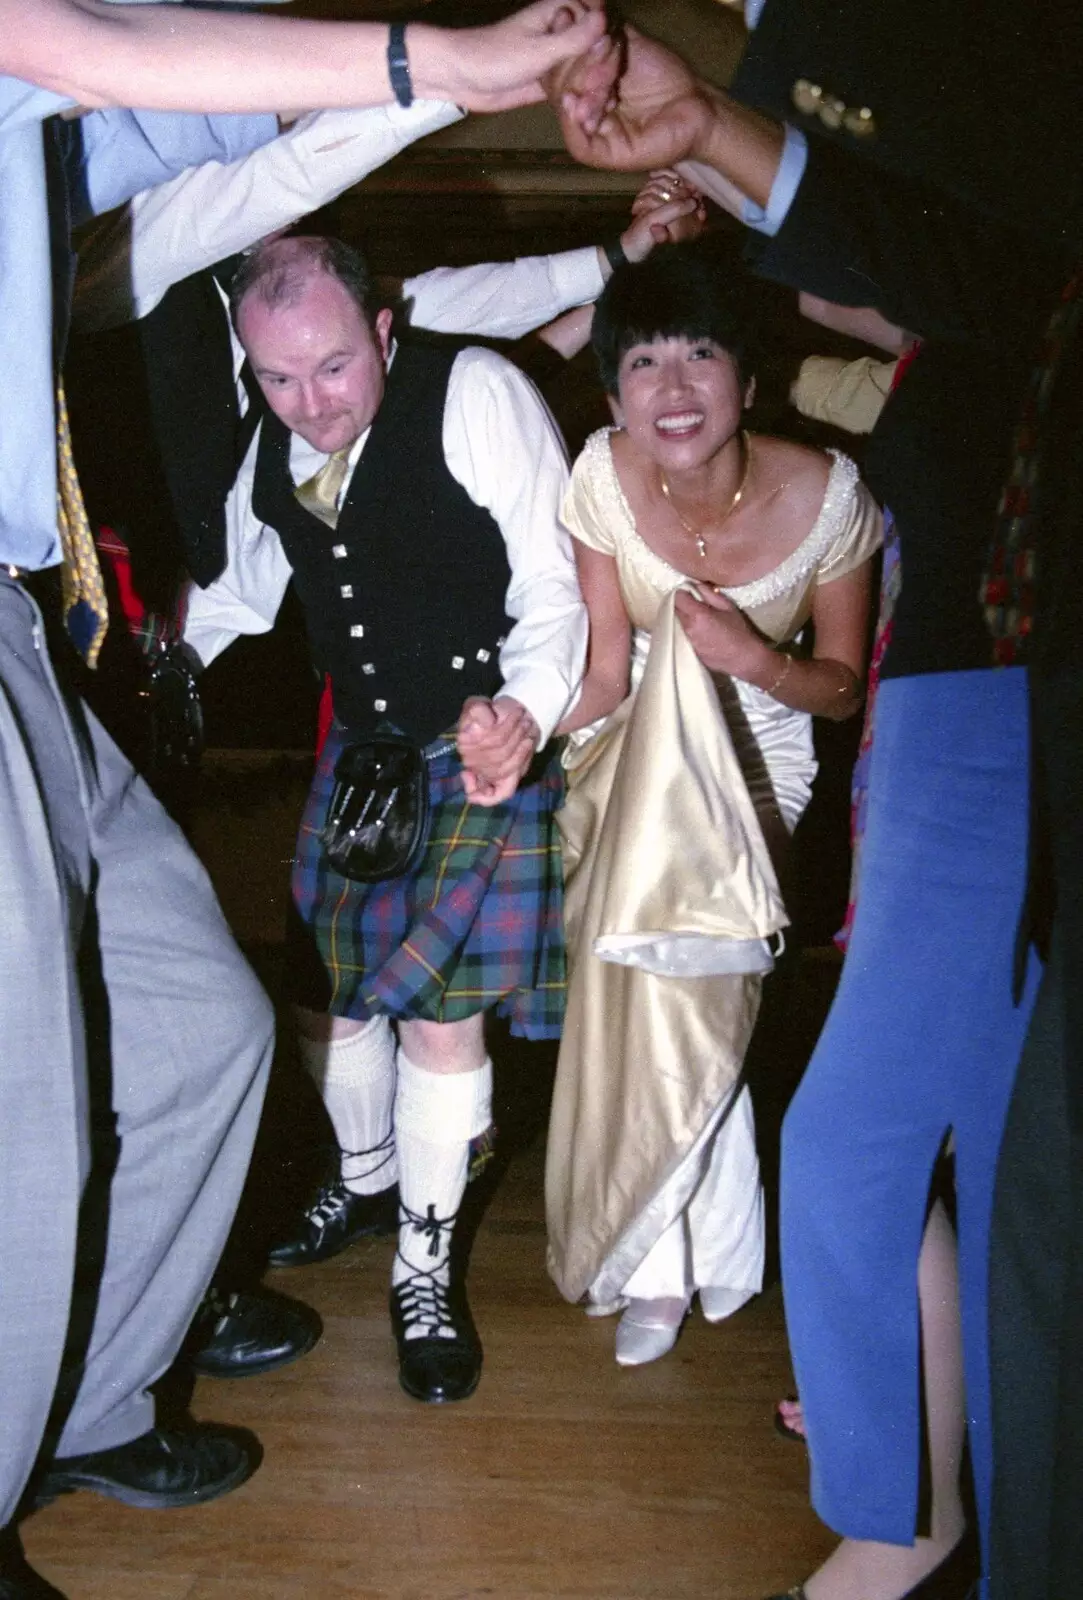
(296, 1017), (397, 1195)
(391, 1049), (492, 1332)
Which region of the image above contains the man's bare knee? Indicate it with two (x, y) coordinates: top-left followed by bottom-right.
(293, 1006), (373, 1044)
(398, 1015), (485, 1073)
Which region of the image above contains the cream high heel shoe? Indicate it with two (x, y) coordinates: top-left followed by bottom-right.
(614, 1297), (689, 1366)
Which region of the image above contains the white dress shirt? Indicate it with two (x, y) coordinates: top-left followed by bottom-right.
(73, 100), (462, 331)
(73, 98), (606, 346)
(184, 346), (587, 747)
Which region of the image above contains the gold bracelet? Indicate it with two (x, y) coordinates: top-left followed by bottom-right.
(765, 653), (793, 697)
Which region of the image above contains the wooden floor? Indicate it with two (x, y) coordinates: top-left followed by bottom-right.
(22, 754), (839, 1600)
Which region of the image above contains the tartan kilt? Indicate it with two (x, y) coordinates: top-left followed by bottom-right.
(289, 721), (567, 1038)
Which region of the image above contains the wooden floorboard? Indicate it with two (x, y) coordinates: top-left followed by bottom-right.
(23, 1139), (833, 1599)
(22, 755), (837, 1598)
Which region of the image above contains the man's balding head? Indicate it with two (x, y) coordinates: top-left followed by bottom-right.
(233, 236), (393, 455)
(230, 234), (377, 330)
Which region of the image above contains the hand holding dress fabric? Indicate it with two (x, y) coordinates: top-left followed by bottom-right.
(673, 584), (764, 680)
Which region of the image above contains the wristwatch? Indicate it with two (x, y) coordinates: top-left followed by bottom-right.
(387, 22), (414, 109)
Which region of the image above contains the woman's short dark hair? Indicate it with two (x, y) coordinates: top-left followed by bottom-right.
(591, 240), (758, 397)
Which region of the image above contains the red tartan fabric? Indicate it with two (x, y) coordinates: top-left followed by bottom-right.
(982, 266), (1083, 664)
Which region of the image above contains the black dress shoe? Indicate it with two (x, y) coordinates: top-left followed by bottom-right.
(267, 1180), (399, 1268)
(185, 1285), (322, 1378)
(390, 1271), (482, 1404)
(0, 1528), (67, 1600)
(762, 1524), (978, 1600)
(37, 1423), (260, 1510)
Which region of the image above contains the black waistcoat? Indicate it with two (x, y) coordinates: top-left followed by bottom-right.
(251, 339), (513, 744)
(65, 257), (259, 602)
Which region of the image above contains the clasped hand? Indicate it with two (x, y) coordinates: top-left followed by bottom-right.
(673, 585), (762, 678)
(550, 21), (713, 170)
(457, 696), (540, 806)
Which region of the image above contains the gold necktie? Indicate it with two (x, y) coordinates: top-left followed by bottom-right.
(294, 448), (352, 530)
(55, 380), (109, 668)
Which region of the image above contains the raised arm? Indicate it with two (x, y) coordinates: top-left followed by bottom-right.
(535, 171), (707, 359)
(557, 25), (784, 206)
(75, 102), (466, 331)
(403, 173), (704, 360)
(1, 0), (613, 117)
(557, 22), (1056, 346)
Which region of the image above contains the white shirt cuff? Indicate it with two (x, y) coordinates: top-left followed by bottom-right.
(741, 124), (808, 236)
(547, 244), (607, 309)
(499, 664), (579, 748)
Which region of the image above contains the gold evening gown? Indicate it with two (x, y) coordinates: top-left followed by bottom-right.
(546, 430), (882, 1312)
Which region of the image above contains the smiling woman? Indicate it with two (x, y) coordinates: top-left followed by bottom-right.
(545, 239), (882, 1366)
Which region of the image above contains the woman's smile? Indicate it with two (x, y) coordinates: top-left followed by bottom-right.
(654, 409), (706, 438)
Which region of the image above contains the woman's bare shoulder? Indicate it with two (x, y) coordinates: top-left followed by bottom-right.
(750, 434), (835, 522)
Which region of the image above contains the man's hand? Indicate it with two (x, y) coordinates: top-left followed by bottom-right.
(674, 584), (764, 679)
(556, 25), (715, 171)
(420, 0), (617, 117)
(457, 696), (540, 807)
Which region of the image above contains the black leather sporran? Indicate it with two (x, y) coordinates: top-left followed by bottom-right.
(319, 731), (430, 882)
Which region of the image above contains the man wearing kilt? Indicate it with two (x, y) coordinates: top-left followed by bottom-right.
(183, 234), (587, 1403)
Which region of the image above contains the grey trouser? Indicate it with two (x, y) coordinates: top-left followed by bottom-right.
(0, 573), (274, 1524)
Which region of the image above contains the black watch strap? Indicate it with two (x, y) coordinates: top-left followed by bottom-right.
(387, 22), (414, 109)
(603, 237), (629, 273)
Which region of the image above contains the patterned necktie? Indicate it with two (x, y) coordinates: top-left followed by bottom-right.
(55, 380), (109, 668)
(981, 265), (1083, 665)
(294, 448), (352, 530)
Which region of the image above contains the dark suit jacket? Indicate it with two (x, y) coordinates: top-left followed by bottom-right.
(744, 136), (1067, 674)
(733, 0), (1083, 255)
(66, 258), (253, 603)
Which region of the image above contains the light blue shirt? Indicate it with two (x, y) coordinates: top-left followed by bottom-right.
(0, 75), (275, 570)
(741, 123), (808, 237)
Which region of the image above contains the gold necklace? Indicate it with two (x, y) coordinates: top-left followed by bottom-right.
(659, 430), (752, 560)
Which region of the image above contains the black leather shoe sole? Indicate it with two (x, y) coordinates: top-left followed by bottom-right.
(187, 1288), (322, 1379)
(267, 1182), (399, 1269)
(39, 1425), (260, 1510)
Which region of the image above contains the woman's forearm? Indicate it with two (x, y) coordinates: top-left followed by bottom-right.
(4, 0), (398, 111)
(0, 0), (607, 115)
(536, 303), (595, 360)
(739, 648), (865, 722)
(556, 669), (628, 734)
